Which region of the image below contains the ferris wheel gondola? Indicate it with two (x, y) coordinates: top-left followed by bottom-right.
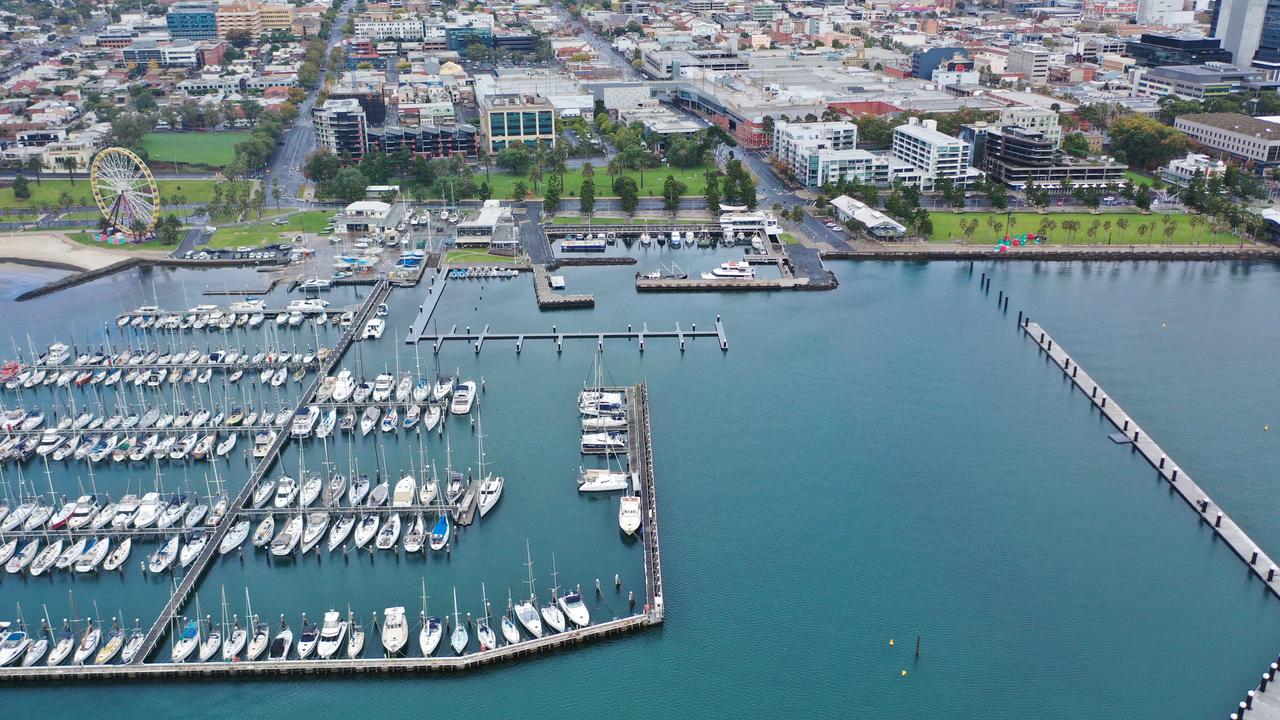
(90, 147), (160, 239)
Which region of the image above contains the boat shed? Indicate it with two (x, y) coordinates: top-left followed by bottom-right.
(830, 195), (907, 239)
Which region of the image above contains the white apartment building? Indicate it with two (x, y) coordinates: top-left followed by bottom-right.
(1160, 153), (1227, 185)
(1007, 45), (1051, 86)
(313, 98), (369, 160)
(354, 15), (425, 40)
(891, 117), (980, 190)
(998, 106), (1062, 147)
(771, 121), (921, 189)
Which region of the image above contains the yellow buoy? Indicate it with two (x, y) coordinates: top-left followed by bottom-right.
(889, 639), (895, 647)
(901, 670), (908, 677)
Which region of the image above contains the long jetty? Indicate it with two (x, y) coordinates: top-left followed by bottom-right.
(415, 318), (728, 353)
(403, 269), (448, 343)
(1021, 319), (1280, 719)
(0, 379), (663, 681)
(130, 279), (392, 664)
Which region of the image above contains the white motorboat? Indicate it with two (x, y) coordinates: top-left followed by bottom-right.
(295, 620), (319, 659)
(619, 495), (642, 535)
(290, 406), (320, 438)
(581, 432), (627, 454)
(273, 476), (299, 508)
(270, 515), (303, 556)
(0, 630), (32, 667)
(353, 513), (380, 548)
(558, 591), (591, 627)
(362, 318), (385, 340)
(331, 370), (355, 403)
(220, 517), (251, 554)
(315, 611), (347, 659)
(449, 381), (476, 415)
(578, 468), (629, 492)
(268, 625), (292, 660)
(381, 607), (408, 655)
(327, 514), (355, 551)
(375, 512), (402, 550)
(392, 474), (416, 508)
(371, 373), (394, 402)
(700, 260), (755, 279)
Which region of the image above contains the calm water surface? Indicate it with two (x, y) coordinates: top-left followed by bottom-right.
(1, 259), (1278, 718)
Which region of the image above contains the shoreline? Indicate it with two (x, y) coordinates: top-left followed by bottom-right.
(819, 243), (1280, 262)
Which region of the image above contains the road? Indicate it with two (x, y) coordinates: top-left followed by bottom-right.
(264, 0), (358, 202)
(551, 3), (641, 80)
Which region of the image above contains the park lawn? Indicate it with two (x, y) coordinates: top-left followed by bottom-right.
(780, 233), (799, 245)
(445, 249), (518, 264)
(549, 215), (710, 225)
(207, 210), (332, 248)
(0, 178), (217, 209)
(1125, 171), (1156, 187)
(142, 131), (251, 168)
(483, 164), (713, 199)
(927, 211), (1237, 244)
(67, 229), (177, 251)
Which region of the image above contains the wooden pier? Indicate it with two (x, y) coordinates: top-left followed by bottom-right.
(0, 378), (665, 681)
(1022, 320), (1280, 719)
(403, 270), (449, 344)
(636, 276), (806, 292)
(414, 318), (728, 353)
(1022, 320), (1280, 599)
(130, 280), (392, 665)
(532, 264), (594, 309)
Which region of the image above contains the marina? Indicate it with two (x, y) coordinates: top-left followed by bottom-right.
(415, 318), (728, 353)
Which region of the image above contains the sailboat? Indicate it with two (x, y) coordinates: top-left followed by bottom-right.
(73, 617), (101, 665)
(417, 580), (443, 657)
(171, 618), (200, 663)
(475, 416), (503, 517)
(346, 610), (365, 659)
(449, 587), (468, 655)
(541, 555), (567, 633)
(501, 590), (521, 645)
(197, 615), (222, 662)
(47, 620), (75, 665)
(403, 513), (426, 553)
(477, 584), (497, 651)
(119, 620), (144, 664)
(375, 512), (402, 550)
(327, 514), (355, 551)
(514, 542), (543, 639)
(245, 593), (270, 661)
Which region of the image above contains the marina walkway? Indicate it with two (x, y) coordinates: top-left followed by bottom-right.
(131, 280), (392, 664)
(414, 318), (728, 353)
(1021, 320), (1280, 719)
(403, 269), (448, 344)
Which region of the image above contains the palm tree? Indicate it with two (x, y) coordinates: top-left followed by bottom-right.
(1116, 217), (1129, 241)
(529, 162), (543, 194)
(476, 149), (490, 183)
(1103, 219), (1112, 243)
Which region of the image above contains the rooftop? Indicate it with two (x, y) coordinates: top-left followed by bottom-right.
(1178, 113), (1280, 139)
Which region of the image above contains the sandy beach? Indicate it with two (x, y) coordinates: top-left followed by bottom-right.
(0, 231), (168, 271)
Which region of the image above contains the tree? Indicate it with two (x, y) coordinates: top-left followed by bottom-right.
(1024, 178), (1049, 210)
(543, 173), (562, 214)
(615, 176), (639, 215)
(739, 173), (757, 210)
(271, 178), (283, 208)
(328, 167), (369, 202)
(935, 177), (966, 209)
(579, 177), (595, 218)
(1107, 115), (1188, 170)
(1073, 186), (1103, 210)
(304, 150), (341, 184)
(529, 163), (543, 194)
(662, 175), (686, 216)
(511, 181), (529, 201)
(1062, 132), (1091, 158)
(1133, 184), (1154, 211)
(978, 177), (1008, 210)
(761, 115), (775, 138)
(495, 146), (533, 175)
(12, 174), (29, 200)
(23, 157), (42, 185)
(154, 214), (182, 245)
(108, 112), (153, 150)
(704, 169), (722, 214)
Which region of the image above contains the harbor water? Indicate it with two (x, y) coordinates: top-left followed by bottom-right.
(1, 258), (1279, 717)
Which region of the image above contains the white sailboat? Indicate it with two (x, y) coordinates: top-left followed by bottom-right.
(514, 542), (543, 639)
(449, 587), (468, 655)
(541, 555), (567, 633)
(477, 584), (497, 651)
(418, 579), (442, 656)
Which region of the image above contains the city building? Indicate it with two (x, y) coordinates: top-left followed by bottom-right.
(964, 123), (1127, 189)
(214, 1), (294, 39)
(890, 117), (981, 190)
(313, 98), (368, 160)
(830, 195), (907, 239)
(455, 199), (518, 253)
(122, 40), (200, 67)
(641, 49), (747, 79)
(1210, 0), (1280, 70)
(368, 124), (478, 159)
(1137, 0), (1196, 24)
(1007, 45), (1051, 86)
(1173, 112), (1280, 165)
(355, 13), (425, 40)
(1160, 152), (1229, 184)
(911, 47), (968, 80)
(1132, 63), (1272, 99)
(166, 1), (218, 41)
(1126, 34), (1235, 68)
(998, 106), (1062, 147)
(770, 121), (923, 189)
(478, 94), (555, 153)
(336, 200), (402, 236)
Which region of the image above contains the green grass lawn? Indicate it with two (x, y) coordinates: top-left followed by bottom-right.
(0, 178), (216, 209)
(1125, 171), (1156, 187)
(207, 210), (332, 248)
(142, 131), (251, 168)
(445, 249), (518, 264)
(927, 211), (1237, 244)
(780, 233), (799, 245)
(549, 215), (709, 225)
(67, 229), (177, 251)
(483, 164), (712, 199)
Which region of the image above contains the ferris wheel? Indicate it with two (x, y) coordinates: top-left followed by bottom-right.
(90, 147), (160, 238)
